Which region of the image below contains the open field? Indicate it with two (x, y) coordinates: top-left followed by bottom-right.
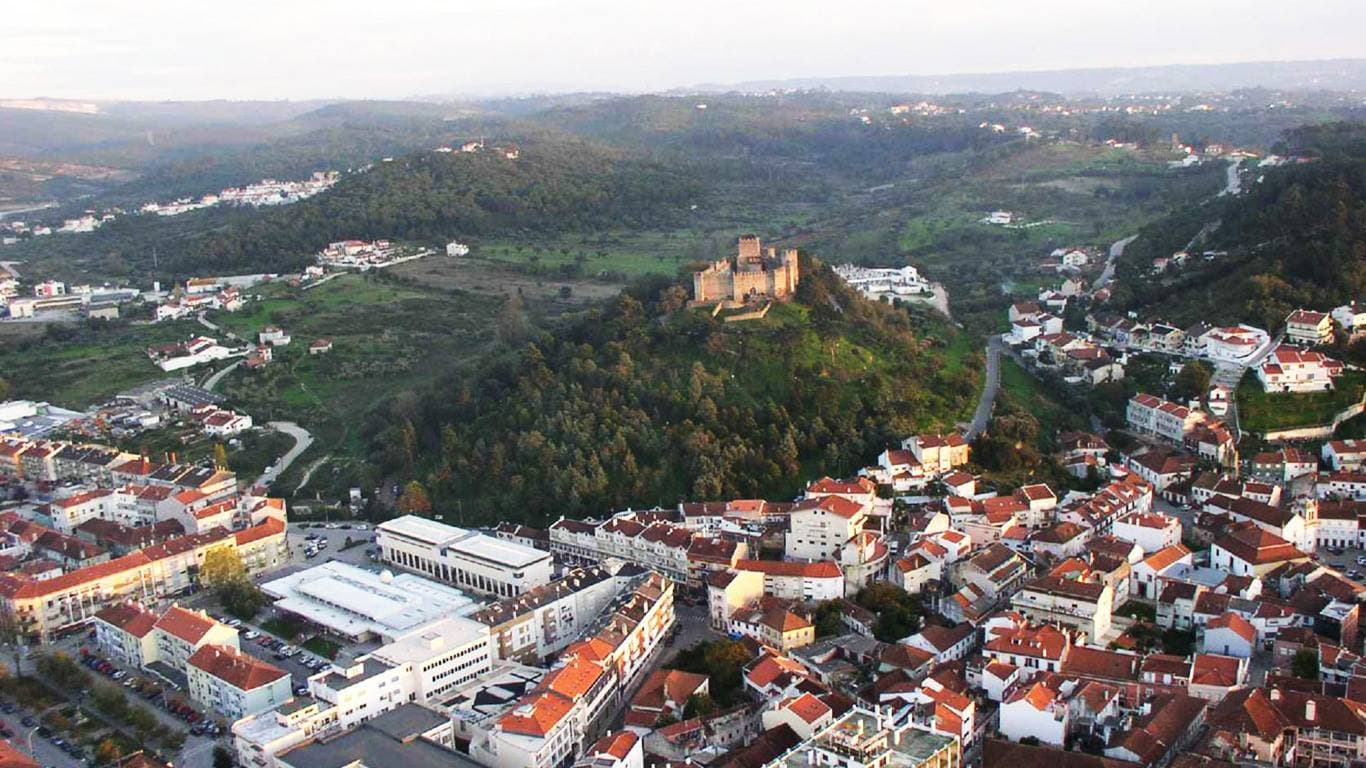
(0, 318), (198, 408)
(1237, 371), (1366, 434)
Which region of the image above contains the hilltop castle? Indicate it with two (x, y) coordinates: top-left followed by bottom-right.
(692, 235), (800, 306)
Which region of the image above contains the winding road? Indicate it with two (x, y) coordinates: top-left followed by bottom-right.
(256, 421), (314, 488)
(966, 335), (1002, 440)
(1094, 234), (1139, 290)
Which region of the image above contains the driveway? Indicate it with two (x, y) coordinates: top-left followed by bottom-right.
(966, 335), (1002, 440)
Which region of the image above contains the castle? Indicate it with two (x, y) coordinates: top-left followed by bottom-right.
(691, 235), (800, 306)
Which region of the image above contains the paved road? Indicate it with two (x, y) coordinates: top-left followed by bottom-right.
(1219, 157), (1245, 197)
(1094, 234), (1138, 290)
(201, 360), (241, 392)
(257, 421), (314, 488)
(966, 335), (1002, 440)
(196, 311), (240, 342)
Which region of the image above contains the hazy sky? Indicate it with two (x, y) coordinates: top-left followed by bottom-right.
(4, 0), (1363, 100)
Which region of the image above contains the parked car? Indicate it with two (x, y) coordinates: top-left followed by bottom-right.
(244, 630), (259, 640)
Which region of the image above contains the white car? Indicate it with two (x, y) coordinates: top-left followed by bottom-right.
(244, 630), (259, 640)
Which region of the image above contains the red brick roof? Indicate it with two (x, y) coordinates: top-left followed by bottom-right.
(154, 606), (218, 644)
(95, 602), (157, 638)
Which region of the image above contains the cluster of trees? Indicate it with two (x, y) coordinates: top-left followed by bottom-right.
(200, 548), (268, 620)
(853, 583), (922, 642)
(383, 262), (975, 522)
(670, 639), (754, 707)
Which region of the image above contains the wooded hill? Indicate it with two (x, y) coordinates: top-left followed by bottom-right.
(11, 137), (704, 279)
(376, 260), (980, 523)
(1111, 122), (1366, 329)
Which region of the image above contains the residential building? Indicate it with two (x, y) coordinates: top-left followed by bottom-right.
(377, 515), (554, 598)
(187, 645), (291, 720)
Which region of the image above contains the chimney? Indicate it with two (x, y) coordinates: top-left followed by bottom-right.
(1306, 700), (1317, 721)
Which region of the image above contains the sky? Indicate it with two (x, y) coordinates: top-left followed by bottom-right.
(3, 0), (1364, 101)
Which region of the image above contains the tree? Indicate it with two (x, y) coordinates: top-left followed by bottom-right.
(219, 579), (268, 621)
(683, 692), (716, 719)
(0, 378), (9, 401)
(398, 481), (432, 515)
(95, 739), (122, 766)
(1171, 361), (1213, 402)
(212, 443), (230, 469)
(200, 547), (246, 587)
(213, 745), (235, 768)
(812, 601), (845, 638)
(1292, 649), (1320, 680)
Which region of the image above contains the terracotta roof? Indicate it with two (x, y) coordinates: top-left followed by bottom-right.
(95, 602), (157, 638)
(983, 739), (1134, 768)
(780, 692), (831, 724)
(0, 739), (38, 768)
(735, 559), (842, 579)
(1206, 612), (1256, 644)
(154, 605), (219, 644)
(1191, 653), (1243, 687)
(1021, 574), (1106, 601)
(913, 623), (974, 653)
(1061, 646), (1140, 682)
(1141, 544), (1191, 572)
(791, 495), (866, 519)
(500, 690), (575, 737)
(1213, 523), (1306, 565)
(187, 644), (286, 690)
(985, 623), (1069, 661)
(631, 668), (708, 712)
(235, 516), (286, 545)
(586, 731), (639, 761)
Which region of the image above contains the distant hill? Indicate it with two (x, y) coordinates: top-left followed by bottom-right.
(694, 59), (1366, 96)
(6, 137), (703, 278)
(388, 261), (980, 523)
(1110, 122), (1366, 329)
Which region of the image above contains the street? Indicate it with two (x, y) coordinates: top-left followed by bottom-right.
(256, 422), (314, 488)
(966, 335), (1001, 441)
(1093, 234), (1138, 290)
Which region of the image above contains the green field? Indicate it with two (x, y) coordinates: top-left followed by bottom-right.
(0, 319), (197, 408)
(1237, 371), (1366, 434)
(472, 230), (706, 278)
(212, 272), (502, 495)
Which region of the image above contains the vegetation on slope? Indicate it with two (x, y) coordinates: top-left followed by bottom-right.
(379, 260), (979, 523)
(1112, 122), (1366, 328)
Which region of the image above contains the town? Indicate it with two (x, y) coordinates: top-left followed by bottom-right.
(0, 235), (1362, 768)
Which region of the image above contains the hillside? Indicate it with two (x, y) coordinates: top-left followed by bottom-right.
(1111, 122), (1366, 329)
(9, 137), (704, 279)
(385, 260), (980, 523)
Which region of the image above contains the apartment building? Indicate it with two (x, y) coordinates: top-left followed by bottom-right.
(188, 645), (291, 720)
(1010, 575), (1115, 641)
(1128, 394), (1204, 445)
(472, 566), (622, 663)
(732, 559), (844, 601)
(153, 604), (240, 672)
(785, 495), (870, 561)
(92, 602), (159, 667)
(377, 515), (554, 598)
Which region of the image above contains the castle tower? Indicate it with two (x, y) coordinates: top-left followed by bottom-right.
(737, 234), (762, 264)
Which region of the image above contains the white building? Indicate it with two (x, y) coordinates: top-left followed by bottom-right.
(1112, 512), (1182, 554)
(187, 645), (291, 720)
(1256, 346), (1344, 393)
(377, 515), (554, 598)
(260, 560), (479, 642)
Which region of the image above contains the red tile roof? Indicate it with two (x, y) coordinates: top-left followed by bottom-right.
(187, 645), (286, 690)
(735, 559), (842, 579)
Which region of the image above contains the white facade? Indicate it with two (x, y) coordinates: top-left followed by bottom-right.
(378, 515), (554, 598)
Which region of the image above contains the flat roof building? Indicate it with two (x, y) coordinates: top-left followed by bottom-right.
(261, 561), (478, 643)
(377, 515), (554, 598)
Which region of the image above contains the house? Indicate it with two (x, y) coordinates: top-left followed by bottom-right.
(998, 675), (1071, 746)
(733, 560), (844, 602)
(902, 623), (974, 664)
(1256, 346), (1343, 393)
(1010, 575), (1114, 641)
(1031, 522), (1090, 560)
(1132, 544), (1193, 600)
(1113, 512), (1182, 553)
(762, 692), (834, 740)
(1209, 524), (1309, 578)
(729, 603), (815, 652)
(258, 327), (291, 346)
(903, 434), (969, 474)
(624, 669), (709, 732)
(186, 645), (290, 719)
(308, 339), (332, 355)
(1127, 394), (1203, 446)
(1103, 694), (1208, 767)
(1285, 309), (1334, 346)
(1201, 612), (1256, 658)
(1323, 440), (1366, 472)
(1126, 449), (1198, 492)
(982, 622), (1071, 678)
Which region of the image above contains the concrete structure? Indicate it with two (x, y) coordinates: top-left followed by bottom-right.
(188, 645), (291, 720)
(376, 515), (554, 598)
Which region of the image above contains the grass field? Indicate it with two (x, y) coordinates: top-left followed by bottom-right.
(1237, 371), (1366, 433)
(0, 319), (198, 408)
(212, 271), (503, 496)
(999, 357), (1087, 435)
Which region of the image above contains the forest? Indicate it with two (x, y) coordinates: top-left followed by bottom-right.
(371, 260), (980, 523)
